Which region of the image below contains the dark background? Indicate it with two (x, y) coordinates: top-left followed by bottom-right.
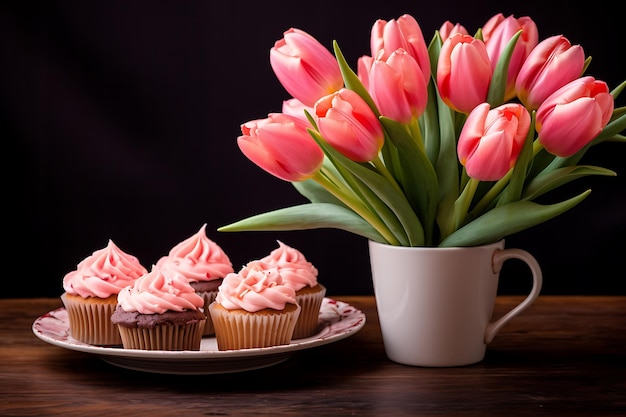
(3, 0), (624, 298)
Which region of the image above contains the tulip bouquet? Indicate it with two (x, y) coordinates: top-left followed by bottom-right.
(219, 13), (626, 248)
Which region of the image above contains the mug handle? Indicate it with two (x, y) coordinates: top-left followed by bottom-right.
(484, 248), (543, 344)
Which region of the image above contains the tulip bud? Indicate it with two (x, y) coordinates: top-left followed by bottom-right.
(458, 102), (531, 181)
(314, 88), (384, 162)
(369, 14), (431, 87)
(357, 55), (375, 90)
(368, 48), (429, 124)
(281, 98), (314, 122)
(515, 35), (585, 110)
(238, 113), (324, 182)
(536, 76), (614, 157)
(270, 28), (344, 107)
(437, 34), (492, 114)
(482, 13), (539, 101)
(439, 20), (469, 42)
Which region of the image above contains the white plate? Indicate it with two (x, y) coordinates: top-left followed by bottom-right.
(32, 298), (365, 375)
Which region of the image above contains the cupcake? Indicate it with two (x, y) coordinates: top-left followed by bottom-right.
(110, 265), (207, 351)
(156, 223), (234, 336)
(61, 239), (148, 345)
(261, 240), (326, 338)
(208, 260), (300, 351)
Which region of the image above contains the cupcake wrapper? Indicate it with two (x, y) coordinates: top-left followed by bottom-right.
(293, 286), (327, 339)
(198, 291), (218, 337)
(116, 320), (206, 351)
(209, 303), (300, 351)
(61, 293), (121, 346)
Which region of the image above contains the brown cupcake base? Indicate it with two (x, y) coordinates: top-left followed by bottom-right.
(116, 320), (206, 351)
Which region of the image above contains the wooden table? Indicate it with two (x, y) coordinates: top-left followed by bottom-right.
(1, 296), (624, 416)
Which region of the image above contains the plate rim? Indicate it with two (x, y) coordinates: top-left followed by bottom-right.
(32, 297), (366, 362)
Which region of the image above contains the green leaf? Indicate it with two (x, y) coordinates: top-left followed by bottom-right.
(487, 30), (521, 106)
(610, 79), (626, 99)
(433, 84), (460, 240)
(292, 179), (348, 207)
(333, 41), (379, 116)
(380, 135), (403, 185)
(439, 190), (591, 247)
(426, 31), (443, 89)
(422, 33), (443, 166)
(310, 129), (422, 246)
(307, 130), (409, 246)
(217, 203), (387, 243)
(527, 145), (556, 179)
(497, 113), (537, 206)
(421, 79), (441, 165)
(522, 165), (616, 201)
(380, 117), (437, 245)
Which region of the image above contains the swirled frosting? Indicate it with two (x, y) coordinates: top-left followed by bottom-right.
(215, 260), (297, 312)
(63, 240), (148, 298)
(260, 240), (319, 291)
(156, 223), (234, 282)
(116, 265), (205, 314)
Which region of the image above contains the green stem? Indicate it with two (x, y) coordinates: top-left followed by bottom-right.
(470, 169), (512, 217)
(311, 171), (401, 245)
(408, 118), (425, 152)
(454, 177), (479, 230)
(319, 162), (350, 192)
(371, 155), (404, 196)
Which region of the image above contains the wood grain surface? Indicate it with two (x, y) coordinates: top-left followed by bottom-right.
(1, 296), (624, 416)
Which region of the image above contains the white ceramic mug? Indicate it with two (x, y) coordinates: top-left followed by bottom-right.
(368, 239), (542, 367)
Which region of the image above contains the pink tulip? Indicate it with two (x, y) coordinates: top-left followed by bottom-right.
(482, 13), (539, 101)
(314, 88), (384, 163)
(356, 55), (375, 90)
(458, 102), (531, 181)
(270, 28), (344, 107)
(369, 14), (431, 87)
(238, 113), (324, 182)
(439, 20), (469, 42)
(281, 98), (314, 122)
(437, 34), (492, 114)
(536, 76), (614, 157)
(515, 35), (585, 110)
(368, 49), (429, 124)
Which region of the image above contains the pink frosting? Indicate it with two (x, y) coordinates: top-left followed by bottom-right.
(260, 240), (319, 291)
(215, 260), (297, 312)
(63, 240), (148, 298)
(156, 223), (234, 282)
(117, 265), (205, 314)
